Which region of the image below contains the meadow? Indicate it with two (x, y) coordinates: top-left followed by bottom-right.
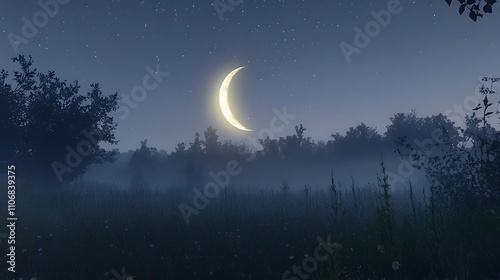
(3, 161), (499, 280)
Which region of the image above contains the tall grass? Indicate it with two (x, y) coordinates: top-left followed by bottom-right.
(3, 162), (499, 280)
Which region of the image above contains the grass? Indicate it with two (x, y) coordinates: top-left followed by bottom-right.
(2, 164), (499, 280)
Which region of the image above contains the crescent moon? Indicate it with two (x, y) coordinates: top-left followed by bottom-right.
(218, 66), (252, 132)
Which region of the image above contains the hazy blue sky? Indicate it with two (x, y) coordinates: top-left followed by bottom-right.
(1, 0), (499, 151)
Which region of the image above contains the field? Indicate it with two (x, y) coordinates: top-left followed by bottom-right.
(2, 165), (499, 280)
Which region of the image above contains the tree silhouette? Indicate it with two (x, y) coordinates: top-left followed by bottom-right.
(270, 124), (310, 160)
(180, 132), (204, 187)
(396, 77), (500, 215)
(174, 142), (186, 153)
(259, 136), (280, 159)
(203, 125), (220, 155)
(445, 0), (497, 21)
(129, 139), (159, 191)
(331, 122), (383, 157)
(129, 139), (159, 171)
(0, 55), (119, 185)
(188, 132), (203, 155)
(386, 112), (460, 150)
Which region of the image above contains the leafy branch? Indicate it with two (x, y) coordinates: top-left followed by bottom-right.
(445, 0), (497, 21)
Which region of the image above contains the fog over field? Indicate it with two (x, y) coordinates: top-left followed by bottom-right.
(0, 0), (499, 279)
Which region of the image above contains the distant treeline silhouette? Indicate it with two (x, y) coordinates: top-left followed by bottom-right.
(130, 106), (498, 195)
(1, 54), (499, 207)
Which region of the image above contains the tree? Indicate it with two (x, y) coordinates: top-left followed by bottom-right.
(445, 0), (497, 21)
(384, 111), (421, 144)
(396, 76), (500, 215)
(129, 139), (159, 171)
(203, 125), (220, 155)
(343, 122), (382, 143)
(259, 136), (280, 159)
(0, 55), (119, 185)
(385, 112), (460, 150)
(331, 122), (383, 157)
(293, 124), (314, 160)
(188, 132), (203, 155)
(180, 132), (204, 188)
(174, 142), (186, 153)
(129, 139), (159, 191)
(272, 124), (314, 160)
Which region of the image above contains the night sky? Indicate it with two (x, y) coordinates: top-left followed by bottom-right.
(1, 0), (499, 152)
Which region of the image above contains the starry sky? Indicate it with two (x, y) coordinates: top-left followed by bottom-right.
(1, 0), (499, 152)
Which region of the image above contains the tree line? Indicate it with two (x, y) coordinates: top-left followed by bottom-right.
(1, 55), (499, 200)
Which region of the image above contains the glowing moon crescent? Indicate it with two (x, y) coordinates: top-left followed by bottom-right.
(218, 66), (252, 132)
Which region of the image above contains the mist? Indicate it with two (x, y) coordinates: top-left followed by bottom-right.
(1, 0), (500, 279)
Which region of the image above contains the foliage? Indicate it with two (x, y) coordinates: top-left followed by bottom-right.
(203, 125), (220, 155)
(331, 122), (383, 157)
(396, 76), (500, 219)
(386, 112), (460, 148)
(129, 139), (159, 170)
(0, 55), (119, 184)
(445, 0), (497, 21)
(128, 139), (160, 191)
